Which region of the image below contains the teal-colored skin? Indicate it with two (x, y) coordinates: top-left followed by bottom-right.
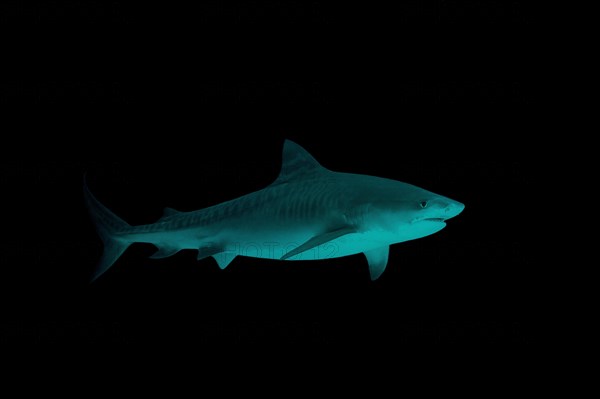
(85, 140), (464, 281)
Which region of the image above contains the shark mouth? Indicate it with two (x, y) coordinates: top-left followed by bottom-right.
(423, 218), (446, 223)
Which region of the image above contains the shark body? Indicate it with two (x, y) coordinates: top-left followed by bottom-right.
(85, 140), (464, 281)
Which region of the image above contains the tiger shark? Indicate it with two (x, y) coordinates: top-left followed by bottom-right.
(85, 140), (464, 282)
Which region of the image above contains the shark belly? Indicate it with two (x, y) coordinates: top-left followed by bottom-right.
(215, 223), (323, 261)
(219, 230), (393, 262)
(282, 232), (389, 261)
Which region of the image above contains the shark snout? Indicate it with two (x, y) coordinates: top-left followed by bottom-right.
(444, 201), (465, 220)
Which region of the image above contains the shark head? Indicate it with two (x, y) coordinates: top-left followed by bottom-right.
(405, 190), (465, 225)
(351, 177), (465, 243)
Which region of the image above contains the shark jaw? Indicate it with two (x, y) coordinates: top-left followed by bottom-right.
(85, 139), (465, 281)
(422, 218), (447, 223)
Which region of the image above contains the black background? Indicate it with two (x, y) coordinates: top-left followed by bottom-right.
(1, 1), (534, 346)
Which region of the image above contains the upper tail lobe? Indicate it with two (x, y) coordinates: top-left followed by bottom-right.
(84, 176), (133, 282)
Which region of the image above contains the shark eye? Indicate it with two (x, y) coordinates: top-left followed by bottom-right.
(419, 201), (428, 209)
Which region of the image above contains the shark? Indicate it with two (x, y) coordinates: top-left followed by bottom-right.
(84, 140), (464, 282)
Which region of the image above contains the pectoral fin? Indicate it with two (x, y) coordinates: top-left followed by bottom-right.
(281, 227), (356, 260)
(364, 246), (389, 280)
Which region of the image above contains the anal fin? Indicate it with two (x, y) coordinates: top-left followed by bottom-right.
(197, 244), (237, 270)
(212, 253), (237, 270)
(197, 244), (223, 261)
(150, 245), (181, 259)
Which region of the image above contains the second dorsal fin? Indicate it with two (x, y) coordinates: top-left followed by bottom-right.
(156, 207), (182, 222)
(162, 207), (180, 217)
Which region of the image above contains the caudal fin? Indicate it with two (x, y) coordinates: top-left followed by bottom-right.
(84, 176), (133, 282)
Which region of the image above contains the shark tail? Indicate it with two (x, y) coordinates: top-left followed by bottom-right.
(84, 176), (133, 282)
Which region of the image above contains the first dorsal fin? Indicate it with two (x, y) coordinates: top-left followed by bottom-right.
(272, 140), (326, 185)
